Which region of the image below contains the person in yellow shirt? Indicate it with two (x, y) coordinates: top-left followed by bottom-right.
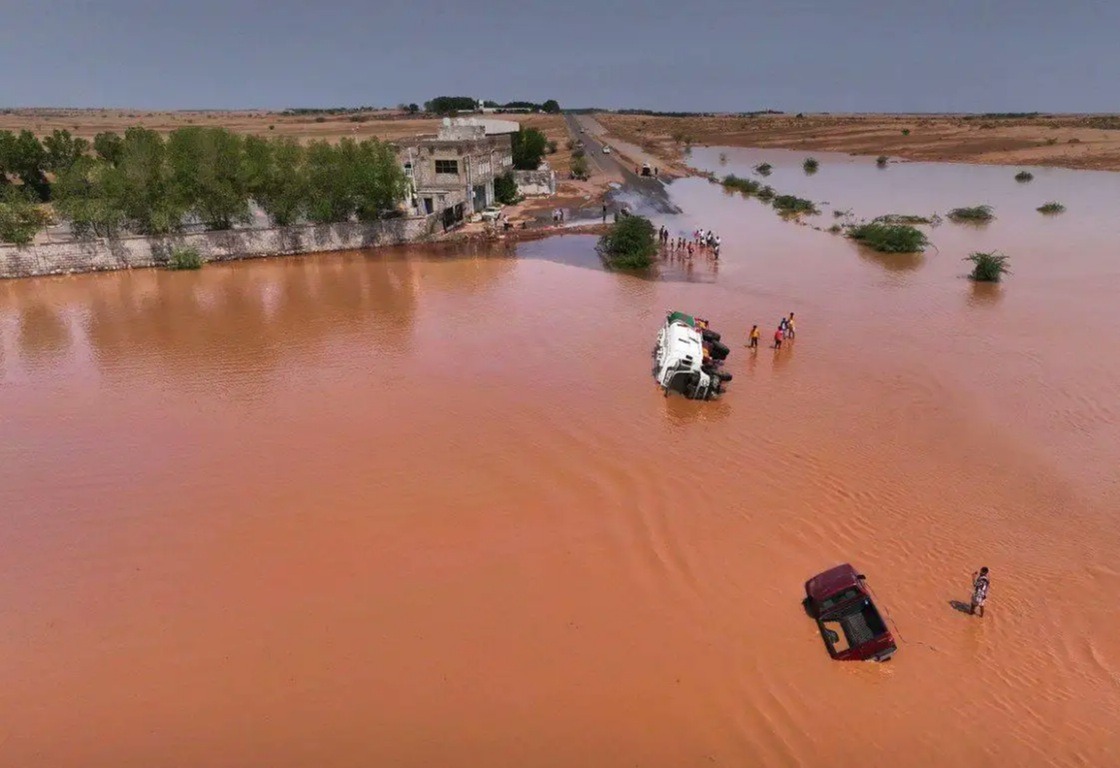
(748, 324), (760, 349)
(786, 313), (796, 339)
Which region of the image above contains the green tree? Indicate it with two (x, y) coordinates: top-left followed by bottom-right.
(42, 129), (90, 174)
(570, 155), (589, 179)
(494, 173), (518, 204)
(0, 185), (51, 245)
(52, 156), (127, 238)
(116, 127), (184, 234)
(304, 140), (354, 223)
(407, 103), (420, 114)
(242, 136), (307, 226)
(511, 127), (548, 170)
(1, 130), (51, 201)
(167, 127), (250, 230)
(93, 131), (124, 165)
(542, 99), (561, 114)
(426, 96), (477, 115)
(350, 138), (407, 221)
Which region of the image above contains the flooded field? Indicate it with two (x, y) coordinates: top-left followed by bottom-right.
(2, 152), (1119, 767)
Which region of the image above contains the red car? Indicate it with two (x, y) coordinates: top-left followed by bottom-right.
(804, 564), (897, 662)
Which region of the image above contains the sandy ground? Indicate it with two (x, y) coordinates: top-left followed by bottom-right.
(0, 108), (573, 174)
(595, 113), (1120, 172)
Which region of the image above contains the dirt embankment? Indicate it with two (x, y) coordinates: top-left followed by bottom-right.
(595, 113), (1120, 172)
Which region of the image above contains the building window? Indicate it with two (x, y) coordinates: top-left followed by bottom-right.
(403, 162), (413, 176)
(435, 159), (458, 175)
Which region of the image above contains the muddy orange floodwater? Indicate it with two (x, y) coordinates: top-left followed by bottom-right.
(2, 150), (1119, 767)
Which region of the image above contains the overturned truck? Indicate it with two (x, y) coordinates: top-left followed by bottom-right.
(652, 311), (732, 400)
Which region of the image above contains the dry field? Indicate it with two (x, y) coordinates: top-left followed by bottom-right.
(595, 113), (1120, 172)
(0, 108), (573, 173)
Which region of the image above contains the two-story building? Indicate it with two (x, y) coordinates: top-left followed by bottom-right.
(397, 118), (517, 230)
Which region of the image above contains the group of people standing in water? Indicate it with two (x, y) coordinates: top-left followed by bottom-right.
(657, 227), (722, 260)
(747, 313), (797, 350)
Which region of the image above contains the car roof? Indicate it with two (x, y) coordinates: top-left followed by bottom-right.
(806, 563), (860, 600)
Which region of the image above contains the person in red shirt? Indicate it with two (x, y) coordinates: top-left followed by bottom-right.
(773, 328), (783, 349)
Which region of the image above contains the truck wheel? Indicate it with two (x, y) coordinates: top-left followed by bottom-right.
(708, 341), (730, 360)
(701, 329), (721, 343)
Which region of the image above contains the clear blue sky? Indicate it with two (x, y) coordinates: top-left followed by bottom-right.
(3, 0), (1118, 112)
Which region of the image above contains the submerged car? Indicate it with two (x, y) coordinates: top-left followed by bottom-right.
(652, 310), (732, 400)
(803, 564), (897, 662)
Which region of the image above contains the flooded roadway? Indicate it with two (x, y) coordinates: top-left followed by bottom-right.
(2, 151), (1119, 767)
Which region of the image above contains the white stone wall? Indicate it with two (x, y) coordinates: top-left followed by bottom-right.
(513, 169), (556, 197)
(0, 216), (440, 280)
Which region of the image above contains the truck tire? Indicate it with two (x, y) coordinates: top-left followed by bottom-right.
(708, 340), (730, 360)
(701, 329), (721, 343)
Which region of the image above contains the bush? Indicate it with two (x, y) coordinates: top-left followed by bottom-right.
(756, 185), (775, 201)
(754, 162), (772, 176)
(947, 205), (994, 222)
(873, 213), (931, 225)
(1015, 170), (1034, 182)
(965, 251), (1010, 282)
(597, 215), (657, 269)
(876, 155), (889, 167)
(901, 129), (911, 136)
(168, 246), (203, 270)
(494, 172), (519, 204)
(547, 140), (558, 155)
(570, 155), (589, 180)
(314, 117), (326, 123)
(722, 174), (761, 195)
(1037, 201), (1065, 214)
(803, 157), (819, 173)
(846, 222), (929, 253)
(772, 194), (818, 215)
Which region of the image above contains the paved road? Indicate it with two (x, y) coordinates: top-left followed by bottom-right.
(562, 114), (680, 215)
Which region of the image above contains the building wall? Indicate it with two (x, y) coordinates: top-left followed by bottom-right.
(0, 217), (440, 280)
(399, 134), (513, 217)
(514, 169), (557, 197)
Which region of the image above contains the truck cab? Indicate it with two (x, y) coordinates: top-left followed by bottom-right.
(804, 564), (896, 662)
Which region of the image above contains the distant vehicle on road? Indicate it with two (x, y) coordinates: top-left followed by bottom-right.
(641, 163), (652, 177)
(602, 146), (611, 154)
(803, 563), (897, 662)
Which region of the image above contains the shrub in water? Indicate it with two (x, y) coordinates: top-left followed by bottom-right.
(901, 129), (911, 136)
(722, 174), (761, 195)
(1037, 201), (1065, 214)
(756, 185), (775, 201)
(803, 157), (819, 173)
(874, 213), (932, 225)
(597, 215), (657, 270)
(1015, 170), (1034, 182)
(876, 155), (889, 167)
(965, 251), (1010, 282)
(754, 162), (772, 176)
(772, 195), (818, 215)
(846, 223), (929, 253)
(947, 205), (994, 222)
(169, 246), (203, 270)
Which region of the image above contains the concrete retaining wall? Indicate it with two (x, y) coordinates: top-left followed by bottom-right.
(514, 169), (556, 197)
(0, 216), (440, 279)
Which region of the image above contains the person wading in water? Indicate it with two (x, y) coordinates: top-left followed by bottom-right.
(748, 325), (760, 349)
(970, 567), (991, 617)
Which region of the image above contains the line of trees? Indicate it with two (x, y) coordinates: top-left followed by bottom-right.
(425, 96), (561, 115)
(0, 126), (407, 243)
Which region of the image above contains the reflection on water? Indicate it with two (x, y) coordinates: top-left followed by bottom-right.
(2, 154), (1120, 768)
(966, 280), (1005, 308)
